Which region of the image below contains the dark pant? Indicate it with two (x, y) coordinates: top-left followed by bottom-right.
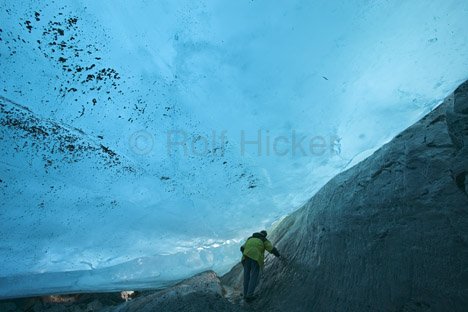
(243, 257), (260, 297)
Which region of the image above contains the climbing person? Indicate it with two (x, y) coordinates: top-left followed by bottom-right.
(240, 230), (280, 302)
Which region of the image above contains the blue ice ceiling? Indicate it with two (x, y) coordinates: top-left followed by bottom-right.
(1, 0), (468, 297)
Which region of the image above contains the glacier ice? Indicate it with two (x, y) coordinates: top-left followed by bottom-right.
(1, 0), (468, 298)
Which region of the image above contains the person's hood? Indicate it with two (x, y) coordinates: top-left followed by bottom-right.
(251, 232), (267, 241)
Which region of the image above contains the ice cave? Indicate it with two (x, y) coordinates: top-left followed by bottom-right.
(1, 0), (467, 311)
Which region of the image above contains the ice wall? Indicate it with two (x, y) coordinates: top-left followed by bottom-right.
(1, 0), (468, 297)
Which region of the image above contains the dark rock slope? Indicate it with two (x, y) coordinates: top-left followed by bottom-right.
(106, 271), (246, 312)
(224, 80), (468, 311)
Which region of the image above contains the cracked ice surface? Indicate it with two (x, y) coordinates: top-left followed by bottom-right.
(0, 0), (467, 297)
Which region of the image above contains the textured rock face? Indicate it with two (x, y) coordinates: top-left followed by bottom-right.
(107, 271), (246, 312)
(225, 81), (468, 311)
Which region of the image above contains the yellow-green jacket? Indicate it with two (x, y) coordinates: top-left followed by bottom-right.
(241, 232), (280, 267)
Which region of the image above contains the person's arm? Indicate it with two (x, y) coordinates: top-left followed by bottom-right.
(264, 240), (280, 257)
(270, 247), (280, 257)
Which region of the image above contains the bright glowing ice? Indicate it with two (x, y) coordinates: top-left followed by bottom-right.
(1, 0), (467, 298)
